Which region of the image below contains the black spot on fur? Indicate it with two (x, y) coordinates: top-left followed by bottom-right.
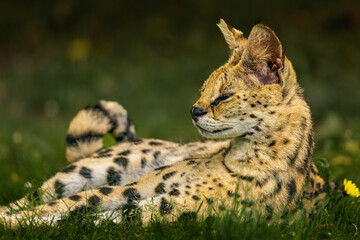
(125, 181), (138, 186)
(142, 149), (151, 154)
(149, 141), (163, 146)
(314, 190), (319, 197)
(309, 177), (315, 188)
(206, 198), (214, 204)
(94, 153), (112, 158)
(250, 114), (257, 118)
(114, 157), (129, 169)
(192, 195), (200, 201)
(160, 198), (173, 215)
(240, 132), (248, 137)
(268, 140), (276, 147)
(298, 135), (313, 174)
(287, 179), (297, 204)
(55, 180), (65, 199)
(69, 195), (81, 201)
(128, 138), (142, 144)
(239, 175), (254, 182)
(187, 160), (196, 165)
(153, 151), (161, 159)
(123, 188), (141, 202)
(61, 165), (77, 173)
(253, 126), (261, 131)
(121, 203), (141, 222)
(118, 150), (131, 156)
(275, 180), (282, 194)
(221, 158), (234, 173)
(219, 204), (226, 211)
(308, 133), (313, 148)
(99, 187), (113, 196)
(141, 158), (147, 168)
(107, 167), (122, 186)
(169, 189), (180, 196)
(240, 200), (254, 207)
(155, 182), (166, 194)
(86, 104), (117, 130)
(88, 195), (101, 207)
(66, 205), (94, 221)
(227, 190), (234, 197)
(96, 148), (113, 154)
(250, 104), (256, 108)
(283, 138), (290, 144)
(155, 165), (171, 171)
(287, 134), (303, 166)
(163, 171), (177, 180)
(256, 178), (269, 187)
(266, 205), (274, 220)
(48, 201), (57, 206)
(310, 164), (317, 175)
(171, 183), (179, 188)
(28, 190), (40, 204)
(114, 118), (136, 142)
(177, 212), (197, 222)
(66, 133), (104, 147)
(80, 167), (92, 179)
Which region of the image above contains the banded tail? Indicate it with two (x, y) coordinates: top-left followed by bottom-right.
(66, 100), (136, 162)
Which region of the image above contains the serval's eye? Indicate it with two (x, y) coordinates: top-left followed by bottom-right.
(211, 93), (234, 107)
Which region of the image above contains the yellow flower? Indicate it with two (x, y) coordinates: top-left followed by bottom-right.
(344, 179), (360, 197)
(67, 38), (91, 61)
(10, 171), (19, 182)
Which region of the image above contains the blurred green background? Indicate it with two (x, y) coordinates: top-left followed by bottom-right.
(0, 0), (359, 204)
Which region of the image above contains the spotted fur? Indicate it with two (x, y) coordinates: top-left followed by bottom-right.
(0, 20), (325, 228)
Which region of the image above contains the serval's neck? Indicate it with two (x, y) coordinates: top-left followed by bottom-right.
(224, 95), (313, 176)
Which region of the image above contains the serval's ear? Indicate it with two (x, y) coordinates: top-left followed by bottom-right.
(241, 24), (284, 85)
(217, 19), (247, 52)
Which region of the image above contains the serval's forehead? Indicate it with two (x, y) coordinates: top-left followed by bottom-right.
(201, 68), (224, 92)
(201, 67), (250, 96)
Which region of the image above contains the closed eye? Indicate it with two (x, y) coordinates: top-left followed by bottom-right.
(211, 93), (234, 106)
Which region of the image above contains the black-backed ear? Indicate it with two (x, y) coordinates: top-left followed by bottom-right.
(241, 24), (284, 85)
(217, 19), (247, 52)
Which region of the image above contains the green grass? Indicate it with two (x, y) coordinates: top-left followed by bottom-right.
(0, 188), (360, 239)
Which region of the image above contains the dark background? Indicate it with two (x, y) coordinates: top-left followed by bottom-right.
(0, 0), (359, 202)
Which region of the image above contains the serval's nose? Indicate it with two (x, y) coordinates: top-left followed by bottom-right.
(190, 106), (207, 122)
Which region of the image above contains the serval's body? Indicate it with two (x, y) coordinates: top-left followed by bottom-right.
(0, 20), (325, 227)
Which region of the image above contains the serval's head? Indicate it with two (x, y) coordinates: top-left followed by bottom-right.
(191, 19), (303, 139)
